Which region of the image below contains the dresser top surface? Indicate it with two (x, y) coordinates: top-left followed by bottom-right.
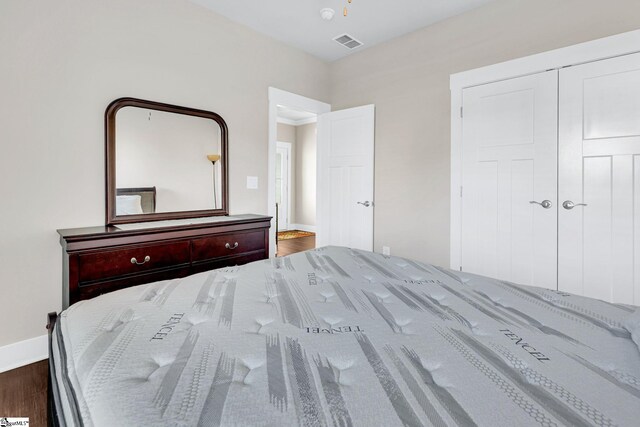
(58, 214), (271, 241)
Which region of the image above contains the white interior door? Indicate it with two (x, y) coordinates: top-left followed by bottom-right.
(461, 71), (558, 288)
(275, 142), (291, 231)
(317, 105), (375, 250)
(559, 52), (640, 305)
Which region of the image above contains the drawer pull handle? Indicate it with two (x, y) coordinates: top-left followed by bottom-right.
(131, 255), (151, 265)
(225, 242), (239, 250)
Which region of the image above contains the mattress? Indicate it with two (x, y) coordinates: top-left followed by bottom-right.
(51, 246), (640, 426)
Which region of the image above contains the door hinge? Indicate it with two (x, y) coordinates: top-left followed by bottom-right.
(460, 107), (463, 118)
(459, 266), (462, 272)
(460, 186), (463, 198)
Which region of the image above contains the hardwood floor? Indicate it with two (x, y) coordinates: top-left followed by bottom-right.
(0, 359), (48, 427)
(276, 235), (315, 257)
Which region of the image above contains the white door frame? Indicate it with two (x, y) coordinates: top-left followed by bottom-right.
(276, 141), (292, 231)
(450, 29), (640, 271)
(268, 87), (330, 256)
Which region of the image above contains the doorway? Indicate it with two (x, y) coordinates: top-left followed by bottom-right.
(270, 89), (329, 256)
(268, 88), (376, 258)
(275, 107), (317, 256)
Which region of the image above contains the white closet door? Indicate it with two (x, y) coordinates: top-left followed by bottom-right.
(559, 52), (640, 305)
(461, 71), (558, 288)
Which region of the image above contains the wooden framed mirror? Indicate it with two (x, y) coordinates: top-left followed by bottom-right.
(106, 98), (229, 225)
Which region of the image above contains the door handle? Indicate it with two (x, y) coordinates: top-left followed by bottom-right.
(529, 200), (552, 209)
(357, 201), (373, 207)
(562, 200), (587, 210)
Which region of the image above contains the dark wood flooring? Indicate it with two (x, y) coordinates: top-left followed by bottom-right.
(276, 235), (316, 257)
(0, 241), (314, 426)
(0, 359), (48, 426)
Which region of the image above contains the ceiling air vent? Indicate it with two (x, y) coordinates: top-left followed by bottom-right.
(333, 33), (363, 49)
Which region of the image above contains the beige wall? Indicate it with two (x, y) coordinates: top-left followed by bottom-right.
(329, 0), (640, 267)
(294, 123), (317, 227)
(276, 123), (296, 144)
(0, 0), (329, 348)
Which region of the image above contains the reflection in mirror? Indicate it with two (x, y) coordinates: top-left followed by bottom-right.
(116, 187), (156, 215)
(115, 107), (222, 215)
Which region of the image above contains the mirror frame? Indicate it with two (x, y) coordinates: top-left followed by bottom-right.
(106, 97), (229, 225)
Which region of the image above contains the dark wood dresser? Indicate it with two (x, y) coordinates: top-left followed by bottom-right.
(58, 214), (271, 308)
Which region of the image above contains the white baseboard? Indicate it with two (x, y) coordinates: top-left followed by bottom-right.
(289, 224), (316, 233)
(0, 334), (48, 373)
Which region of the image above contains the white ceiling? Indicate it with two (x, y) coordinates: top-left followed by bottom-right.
(277, 105), (317, 126)
(190, 0), (495, 61)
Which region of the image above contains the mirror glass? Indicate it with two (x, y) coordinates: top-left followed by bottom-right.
(106, 98), (228, 225)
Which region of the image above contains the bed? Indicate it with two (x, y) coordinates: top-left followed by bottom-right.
(116, 187), (157, 214)
(48, 246), (640, 426)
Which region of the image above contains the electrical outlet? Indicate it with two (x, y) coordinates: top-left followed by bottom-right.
(382, 246), (390, 256)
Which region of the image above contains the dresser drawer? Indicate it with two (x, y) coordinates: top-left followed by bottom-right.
(77, 240), (191, 283)
(72, 267), (192, 305)
(191, 251), (267, 274)
(192, 230), (266, 262)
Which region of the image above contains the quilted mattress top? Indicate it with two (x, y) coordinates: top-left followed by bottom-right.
(54, 246), (640, 426)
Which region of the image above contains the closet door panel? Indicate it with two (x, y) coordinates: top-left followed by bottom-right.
(583, 68), (640, 139)
(582, 156), (613, 302)
(559, 52), (640, 305)
(510, 159), (536, 285)
(474, 160), (499, 277)
(611, 156), (635, 304)
(461, 71), (558, 287)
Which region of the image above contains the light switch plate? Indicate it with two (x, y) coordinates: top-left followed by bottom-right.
(246, 176), (259, 189)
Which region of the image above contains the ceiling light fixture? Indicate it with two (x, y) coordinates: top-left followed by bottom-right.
(320, 8), (335, 21)
(344, 0), (352, 17)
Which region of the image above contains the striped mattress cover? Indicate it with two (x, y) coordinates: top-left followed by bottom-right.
(50, 246), (640, 426)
